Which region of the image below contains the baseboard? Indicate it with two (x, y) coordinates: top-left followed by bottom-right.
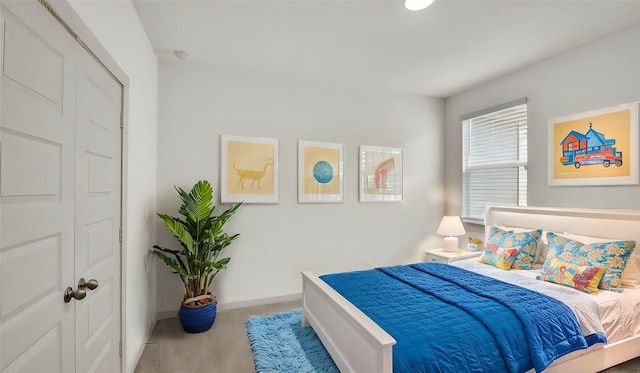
(156, 309), (179, 320)
(217, 292), (302, 311)
(127, 317), (157, 373)
(155, 293), (302, 320)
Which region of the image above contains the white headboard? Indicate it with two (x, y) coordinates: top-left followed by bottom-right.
(485, 206), (640, 255)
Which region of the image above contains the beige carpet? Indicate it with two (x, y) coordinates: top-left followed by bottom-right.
(135, 300), (640, 373)
(134, 300), (300, 373)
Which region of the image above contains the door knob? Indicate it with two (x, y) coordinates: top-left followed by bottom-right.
(64, 287), (87, 303)
(78, 278), (99, 290)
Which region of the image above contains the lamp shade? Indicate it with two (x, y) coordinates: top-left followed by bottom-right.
(405, 0), (435, 11)
(437, 216), (466, 236)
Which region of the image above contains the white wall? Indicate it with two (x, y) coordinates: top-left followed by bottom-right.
(60, 1), (158, 372)
(155, 61), (445, 314)
(445, 25), (640, 223)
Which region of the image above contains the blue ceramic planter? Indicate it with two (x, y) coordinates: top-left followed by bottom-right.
(179, 300), (217, 333)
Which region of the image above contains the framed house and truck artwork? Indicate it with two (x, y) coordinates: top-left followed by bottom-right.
(548, 102), (638, 186)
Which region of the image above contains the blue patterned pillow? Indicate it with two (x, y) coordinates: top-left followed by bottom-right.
(487, 226), (542, 270)
(545, 232), (636, 292)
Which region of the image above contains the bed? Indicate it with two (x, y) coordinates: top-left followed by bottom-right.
(301, 206), (640, 373)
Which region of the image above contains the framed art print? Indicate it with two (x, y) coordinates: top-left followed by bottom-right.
(298, 140), (344, 203)
(359, 145), (403, 202)
(548, 102), (638, 186)
(221, 135), (279, 203)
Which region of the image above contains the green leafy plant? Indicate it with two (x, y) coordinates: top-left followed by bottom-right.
(152, 180), (242, 305)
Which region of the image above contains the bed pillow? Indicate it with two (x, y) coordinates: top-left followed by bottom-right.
(537, 233), (550, 265)
(537, 257), (605, 294)
(499, 226), (547, 264)
(487, 226), (542, 270)
(555, 232), (627, 245)
(478, 243), (519, 270)
(621, 255), (640, 289)
(541, 232), (603, 266)
(555, 232), (639, 288)
(545, 232), (636, 292)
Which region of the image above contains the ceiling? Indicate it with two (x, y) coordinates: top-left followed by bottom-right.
(133, 0), (640, 98)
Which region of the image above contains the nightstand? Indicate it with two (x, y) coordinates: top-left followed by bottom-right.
(424, 248), (482, 264)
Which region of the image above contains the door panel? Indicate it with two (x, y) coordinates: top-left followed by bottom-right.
(88, 154), (113, 193)
(0, 235), (61, 317)
(0, 2), (77, 372)
(75, 49), (122, 373)
(0, 131), (61, 196)
(2, 326), (62, 373)
(87, 219), (114, 266)
(1, 2), (122, 372)
(2, 9), (64, 106)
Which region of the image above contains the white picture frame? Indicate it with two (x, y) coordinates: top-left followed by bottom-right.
(298, 140), (344, 203)
(548, 102), (638, 186)
(220, 135), (279, 203)
(359, 145), (403, 202)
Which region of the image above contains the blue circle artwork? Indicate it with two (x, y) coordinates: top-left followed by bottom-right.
(313, 161), (334, 184)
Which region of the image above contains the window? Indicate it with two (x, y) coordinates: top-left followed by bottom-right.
(462, 99), (528, 223)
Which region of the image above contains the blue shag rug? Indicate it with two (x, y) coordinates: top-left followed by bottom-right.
(245, 309), (339, 373)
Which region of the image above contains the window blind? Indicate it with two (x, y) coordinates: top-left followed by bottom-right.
(462, 101), (528, 223)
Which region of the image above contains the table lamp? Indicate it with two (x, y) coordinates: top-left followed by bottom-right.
(437, 216), (466, 252)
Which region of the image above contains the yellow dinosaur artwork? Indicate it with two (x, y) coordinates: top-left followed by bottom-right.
(233, 161), (273, 189)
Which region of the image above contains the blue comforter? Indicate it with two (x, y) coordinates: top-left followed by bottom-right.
(320, 263), (602, 373)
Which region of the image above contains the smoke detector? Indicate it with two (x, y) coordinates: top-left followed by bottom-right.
(174, 50), (189, 60)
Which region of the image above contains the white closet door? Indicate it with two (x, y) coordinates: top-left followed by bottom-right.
(1, 2), (123, 372)
(0, 2), (78, 372)
(74, 48), (122, 373)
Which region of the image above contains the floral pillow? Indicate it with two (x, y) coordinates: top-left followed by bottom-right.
(554, 232), (640, 289)
(487, 226), (542, 270)
(479, 243), (519, 270)
(545, 232), (636, 292)
(537, 257), (605, 294)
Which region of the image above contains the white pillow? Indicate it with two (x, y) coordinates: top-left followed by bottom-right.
(537, 231), (551, 264)
(556, 232), (612, 244)
(621, 255), (640, 289)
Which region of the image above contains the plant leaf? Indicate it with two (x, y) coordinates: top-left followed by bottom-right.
(190, 180), (214, 222)
(152, 245), (189, 274)
(157, 214), (195, 255)
(194, 257), (230, 270)
(151, 250), (189, 284)
(177, 181), (215, 244)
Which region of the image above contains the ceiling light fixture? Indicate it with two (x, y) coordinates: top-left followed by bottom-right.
(174, 50), (190, 60)
(405, 0), (434, 11)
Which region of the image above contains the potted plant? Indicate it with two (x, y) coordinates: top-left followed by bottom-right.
(152, 180), (242, 333)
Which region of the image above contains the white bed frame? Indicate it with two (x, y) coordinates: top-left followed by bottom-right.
(301, 206), (640, 373)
